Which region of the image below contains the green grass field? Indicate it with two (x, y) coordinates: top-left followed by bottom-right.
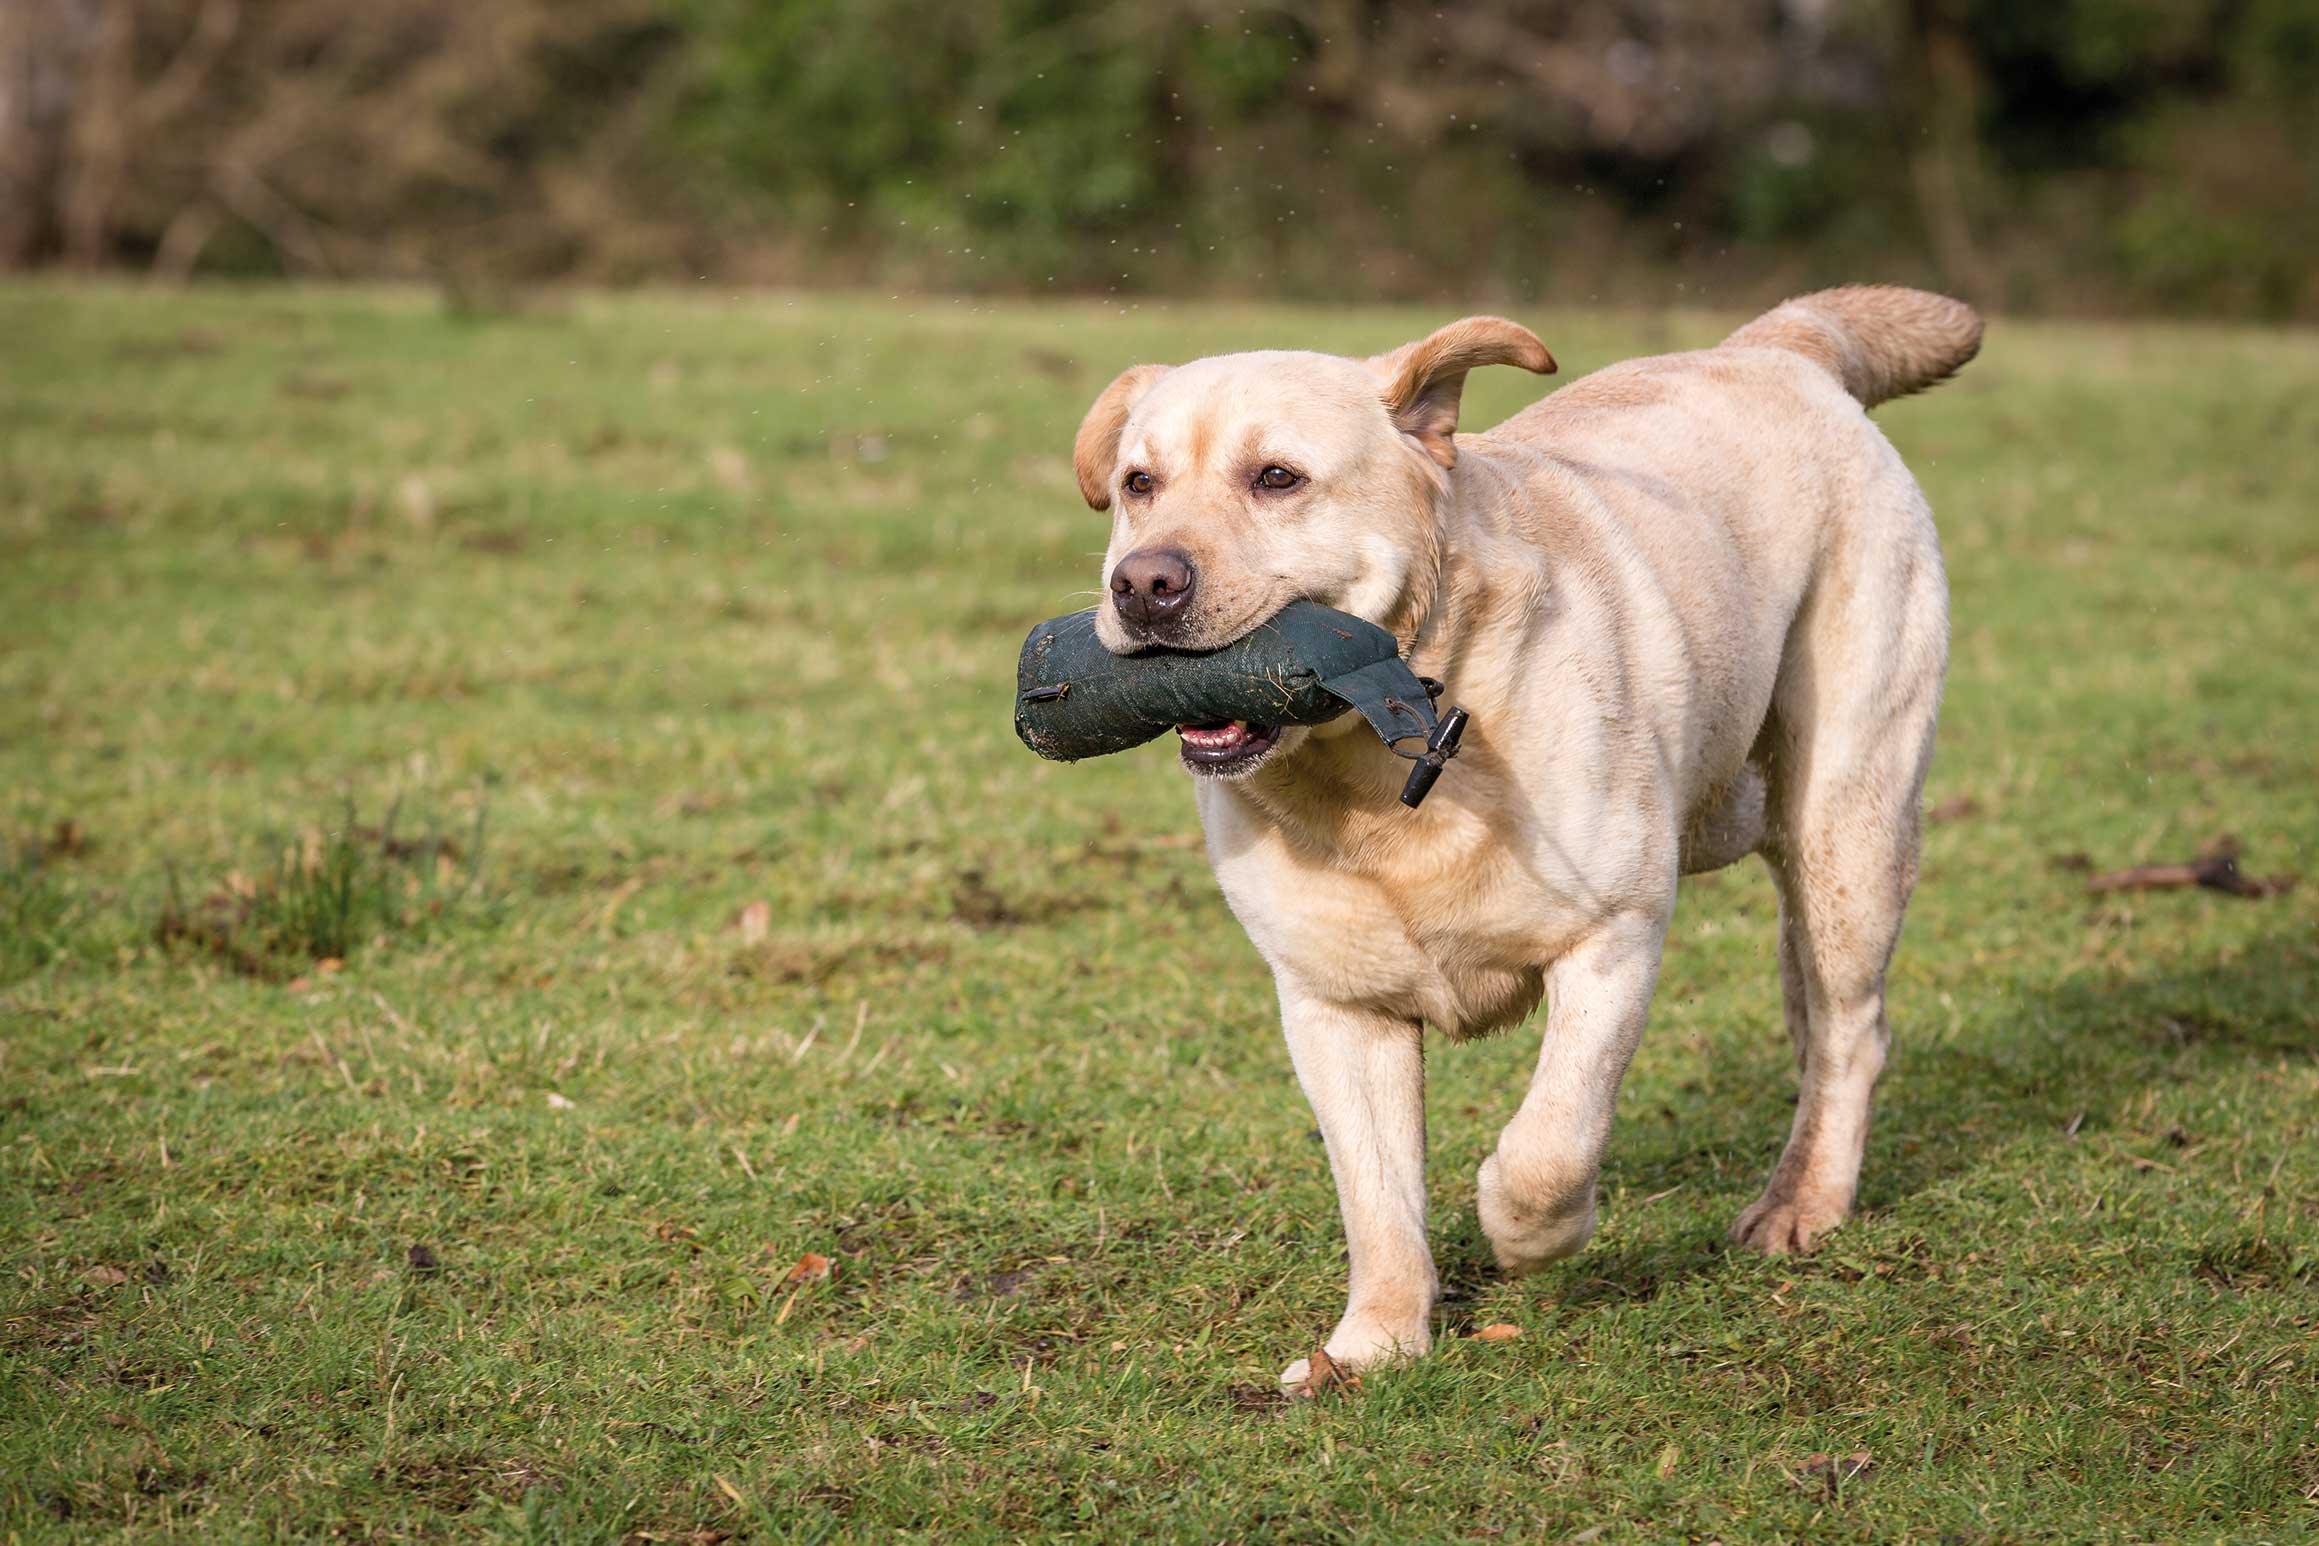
(3, 282), (2315, 1541)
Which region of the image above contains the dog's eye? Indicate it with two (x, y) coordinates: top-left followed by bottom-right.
(1255, 465), (1302, 491)
(1124, 470), (1154, 496)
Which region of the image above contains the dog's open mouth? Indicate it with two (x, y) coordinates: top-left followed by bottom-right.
(1177, 719), (1281, 775)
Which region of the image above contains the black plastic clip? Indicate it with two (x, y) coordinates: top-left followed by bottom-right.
(1398, 706), (1468, 809)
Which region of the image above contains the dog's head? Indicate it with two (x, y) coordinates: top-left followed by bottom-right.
(1073, 318), (1553, 777)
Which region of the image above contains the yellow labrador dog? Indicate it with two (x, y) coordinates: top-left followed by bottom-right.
(1072, 287), (1981, 1387)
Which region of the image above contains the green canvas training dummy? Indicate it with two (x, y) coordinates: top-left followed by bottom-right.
(1012, 602), (1468, 808)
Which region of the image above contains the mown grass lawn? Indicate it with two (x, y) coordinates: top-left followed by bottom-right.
(2, 282), (2315, 1541)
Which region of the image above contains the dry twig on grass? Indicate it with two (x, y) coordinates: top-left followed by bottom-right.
(2086, 837), (2295, 899)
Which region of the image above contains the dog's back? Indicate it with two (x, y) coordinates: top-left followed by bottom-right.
(1487, 285), (1979, 440)
(1466, 284), (1981, 667)
(1440, 289), (1976, 829)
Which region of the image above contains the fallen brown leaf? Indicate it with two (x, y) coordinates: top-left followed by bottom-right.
(1289, 1345), (1361, 1399)
(736, 900), (772, 946)
(86, 1265), (129, 1286)
(1656, 1442), (1681, 1478)
(42, 819), (88, 859)
(782, 1252), (833, 1286)
(1471, 1322), (1525, 1341)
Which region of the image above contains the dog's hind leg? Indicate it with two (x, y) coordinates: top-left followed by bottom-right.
(1478, 910), (1668, 1272)
(1733, 506), (1947, 1253)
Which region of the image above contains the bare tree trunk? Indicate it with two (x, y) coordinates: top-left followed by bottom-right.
(61, 0), (134, 266)
(151, 196), (221, 279)
(0, 0), (101, 266)
(1905, 0), (1995, 300)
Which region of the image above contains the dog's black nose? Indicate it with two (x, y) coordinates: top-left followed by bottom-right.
(1110, 547), (1196, 631)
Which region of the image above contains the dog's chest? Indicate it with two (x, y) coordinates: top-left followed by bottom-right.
(1211, 789), (1583, 1039)
(1363, 828), (1571, 1037)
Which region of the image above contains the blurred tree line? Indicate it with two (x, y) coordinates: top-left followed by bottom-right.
(2, 0), (2313, 317)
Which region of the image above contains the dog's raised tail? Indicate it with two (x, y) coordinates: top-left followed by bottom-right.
(1723, 286), (1982, 408)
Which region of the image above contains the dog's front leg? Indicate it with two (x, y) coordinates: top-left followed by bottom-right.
(1479, 912), (1667, 1271)
(1275, 989), (1434, 1387)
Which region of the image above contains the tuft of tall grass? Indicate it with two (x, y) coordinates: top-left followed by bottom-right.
(154, 797), (488, 978)
(0, 828), (82, 982)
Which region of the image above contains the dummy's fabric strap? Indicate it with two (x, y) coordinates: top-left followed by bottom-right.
(1318, 660), (1439, 752)
(1317, 660), (1468, 808)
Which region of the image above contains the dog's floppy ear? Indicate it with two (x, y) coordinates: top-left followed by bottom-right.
(1370, 318), (1555, 469)
(1074, 364), (1170, 509)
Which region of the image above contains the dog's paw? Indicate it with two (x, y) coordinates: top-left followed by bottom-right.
(1477, 1152), (1598, 1273)
(1730, 1191), (1848, 1254)
(1277, 1317), (1430, 1389)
